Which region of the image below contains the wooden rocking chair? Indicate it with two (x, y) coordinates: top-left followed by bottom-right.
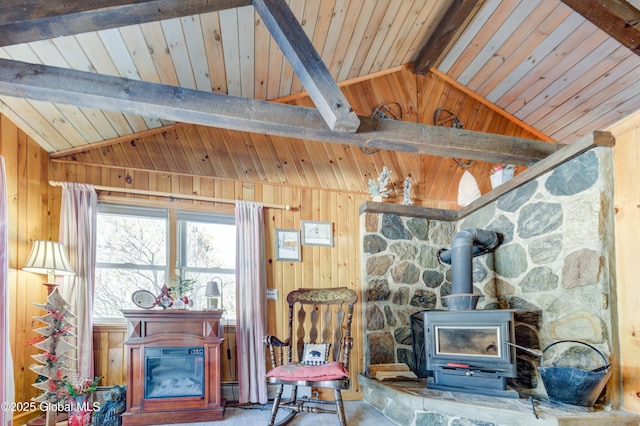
(263, 287), (358, 426)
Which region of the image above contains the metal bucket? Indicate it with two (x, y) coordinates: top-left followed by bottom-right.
(539, 340), (611, 407)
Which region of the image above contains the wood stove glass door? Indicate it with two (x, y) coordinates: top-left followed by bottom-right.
(435, 326), (501, 358)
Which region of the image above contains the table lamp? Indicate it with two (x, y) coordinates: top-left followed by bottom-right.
(23, 240), (75, 294)
(205, 277), (222, 310)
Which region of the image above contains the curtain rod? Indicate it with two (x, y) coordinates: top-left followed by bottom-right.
(48, 181), (291, 211)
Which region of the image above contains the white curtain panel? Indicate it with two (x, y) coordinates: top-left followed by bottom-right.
(235, 200), (267, 404)
(0, 157), (15, 426)
(59, 182), (97, 379)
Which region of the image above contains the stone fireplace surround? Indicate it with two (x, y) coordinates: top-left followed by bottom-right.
(358, 147), (639, 424)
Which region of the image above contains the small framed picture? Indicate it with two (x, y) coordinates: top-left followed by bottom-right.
(275, 228), (301, 261)
(301, 221), (333, 247)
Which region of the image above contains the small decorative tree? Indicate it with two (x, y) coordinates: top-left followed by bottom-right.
(27, 288), (76, 425)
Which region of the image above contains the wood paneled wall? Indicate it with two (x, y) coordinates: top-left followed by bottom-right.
(50, 161), (368, 400)
(608, 113), (640, 414)
(92, 325), (126, 387)
(1, 114), (59, 425)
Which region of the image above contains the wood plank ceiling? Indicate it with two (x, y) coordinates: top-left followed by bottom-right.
(1, 0), (640, 206)
(436, 0), (640, 144)
(1, 0), (455, 152)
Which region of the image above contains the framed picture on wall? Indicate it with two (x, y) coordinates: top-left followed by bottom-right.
(301, 221), (333, 247)
(275, 228), (301, 261)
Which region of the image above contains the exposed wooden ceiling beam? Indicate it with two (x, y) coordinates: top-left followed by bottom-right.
(253, 0), (359, 133)
(3, 0), (360, 133)
(413, 0), (486, 75)
(560, 0), (640, 55)
(0, 58), (558, 165)
(0, 0), (253, 47)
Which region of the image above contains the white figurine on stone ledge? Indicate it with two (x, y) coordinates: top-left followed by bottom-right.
(368, 166), (392, 201)
(402, 175), (414, 205)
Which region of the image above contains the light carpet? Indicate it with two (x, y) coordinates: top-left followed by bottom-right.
(158, 400), (393, 425)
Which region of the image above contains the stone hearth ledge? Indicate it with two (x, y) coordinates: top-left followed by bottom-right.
(359, 375), (640, 426)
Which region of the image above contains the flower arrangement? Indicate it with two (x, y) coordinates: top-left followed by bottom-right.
(171, 267), (196, 296)
(46, 371), (100, 402)
(170, 267), (196, 308)
(57, 374), (100, 426)
(62, 374), (100, 399)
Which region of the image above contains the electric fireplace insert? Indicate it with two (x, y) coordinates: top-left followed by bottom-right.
(144, 346), (205, 399)
(418, 309), (518, 398)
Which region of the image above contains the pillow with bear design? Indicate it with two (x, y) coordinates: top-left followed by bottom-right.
(302, 343), (331, 365)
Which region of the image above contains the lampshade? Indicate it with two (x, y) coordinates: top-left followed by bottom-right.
(205, 279), (221, 297)
(23, 240), (75, 280)
(205, 278), (222, 310)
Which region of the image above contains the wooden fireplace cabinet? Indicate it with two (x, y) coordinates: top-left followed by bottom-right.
(121, 309), (226, 425)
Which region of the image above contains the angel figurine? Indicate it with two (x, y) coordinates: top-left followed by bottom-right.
(402, 175), (414, 205)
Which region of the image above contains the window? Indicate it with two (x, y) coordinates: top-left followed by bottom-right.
(95, 204), (168, 319)
(176, 211), (236, 318)
(94, 204), (235, 322)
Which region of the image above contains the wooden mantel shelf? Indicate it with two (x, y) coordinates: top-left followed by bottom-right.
(360, 131), (615, 221)
(359, 201), (457, 221)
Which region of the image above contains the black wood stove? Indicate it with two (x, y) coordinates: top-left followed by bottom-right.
(416, 309), (518, 398)
(410, 227), (519, 398)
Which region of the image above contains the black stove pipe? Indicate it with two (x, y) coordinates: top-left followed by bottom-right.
(438, 227), (501, 310)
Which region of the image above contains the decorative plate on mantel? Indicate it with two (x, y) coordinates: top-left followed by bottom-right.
(131, 290), (157, 309)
